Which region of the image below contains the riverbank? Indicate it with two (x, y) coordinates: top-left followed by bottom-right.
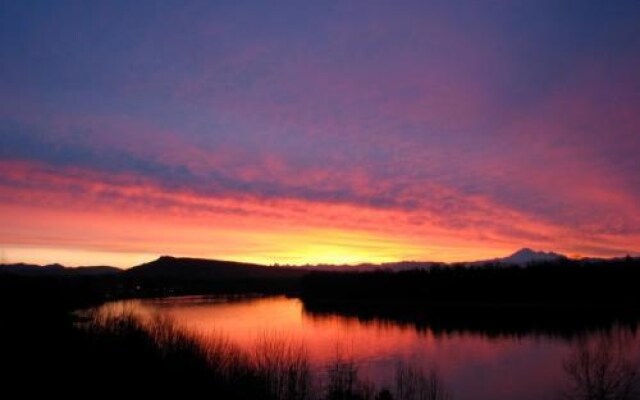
(1, 291), (452, 400)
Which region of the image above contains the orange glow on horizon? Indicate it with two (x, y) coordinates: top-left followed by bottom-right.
(1, 160), (638, 267)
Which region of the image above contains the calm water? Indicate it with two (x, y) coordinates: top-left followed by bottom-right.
(99, 295), (640, 400)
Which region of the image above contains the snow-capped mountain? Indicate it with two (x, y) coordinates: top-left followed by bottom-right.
(494, 248), (566, 266)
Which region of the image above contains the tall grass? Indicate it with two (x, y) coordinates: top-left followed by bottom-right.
(322, 353), (450, 400)
(79, 310), (451, 400)
(324, 351), (372, 400)
(253, 333), (312, 400)
(81, 309), (262, 398)
(395, 364), (451, 400)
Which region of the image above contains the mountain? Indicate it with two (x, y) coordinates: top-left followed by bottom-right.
(0, 263), (121, 276)
(486, 248), (566, 266)
(124, 256), (307, 280)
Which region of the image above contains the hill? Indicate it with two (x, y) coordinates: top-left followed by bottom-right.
(124, 256), (308, 280)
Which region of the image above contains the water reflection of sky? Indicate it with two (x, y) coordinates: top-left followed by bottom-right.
(97, 296), (640, 400)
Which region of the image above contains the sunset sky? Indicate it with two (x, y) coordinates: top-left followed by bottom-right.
(1, 1), (639, 267)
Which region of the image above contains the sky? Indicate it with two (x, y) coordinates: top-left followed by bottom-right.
(1, 0), (639, 267)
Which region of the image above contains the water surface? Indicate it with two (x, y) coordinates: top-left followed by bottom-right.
(99, 295), (640, 400)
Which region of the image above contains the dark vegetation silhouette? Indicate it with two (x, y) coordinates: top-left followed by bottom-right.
(0, 256), (307, 304)
(302, 301), (640, 340)
(324, 354), (370, 399)
(3, 255), (640, 307)
(300, 258), (640, 339)
(1, 300), (450, 399)
(561, 329), (639, 400)
(300, 258), (640, 306)
(394, 364), (452, 400)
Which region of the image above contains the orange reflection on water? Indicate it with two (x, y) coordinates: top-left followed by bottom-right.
(93, 295), (633, 400)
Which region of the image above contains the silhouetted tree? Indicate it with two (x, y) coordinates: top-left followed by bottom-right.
(395, 363), (451, 400)
(562, 331), (639, 400)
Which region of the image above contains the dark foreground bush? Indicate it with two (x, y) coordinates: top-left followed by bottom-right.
(2, 303), (451, 400)
(83, 310), (454, 400)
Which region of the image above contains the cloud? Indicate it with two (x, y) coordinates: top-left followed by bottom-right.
(1, 1), (640, 264)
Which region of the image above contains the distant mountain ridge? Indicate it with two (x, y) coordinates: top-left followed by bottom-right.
(301, 260), (444, 273)
(295, 248), (569, 271)
(2, 248), (632, 278)
(0, 263), (121, 276)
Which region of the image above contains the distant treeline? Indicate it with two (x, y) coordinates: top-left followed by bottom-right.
(0, 256), (306, 309)
(299, 258), (640, 338)
(302, 296), (640, 340)
(3, 257), (640, 312)
(300, 258), (640, 306)
(0, 274), (299, 313)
